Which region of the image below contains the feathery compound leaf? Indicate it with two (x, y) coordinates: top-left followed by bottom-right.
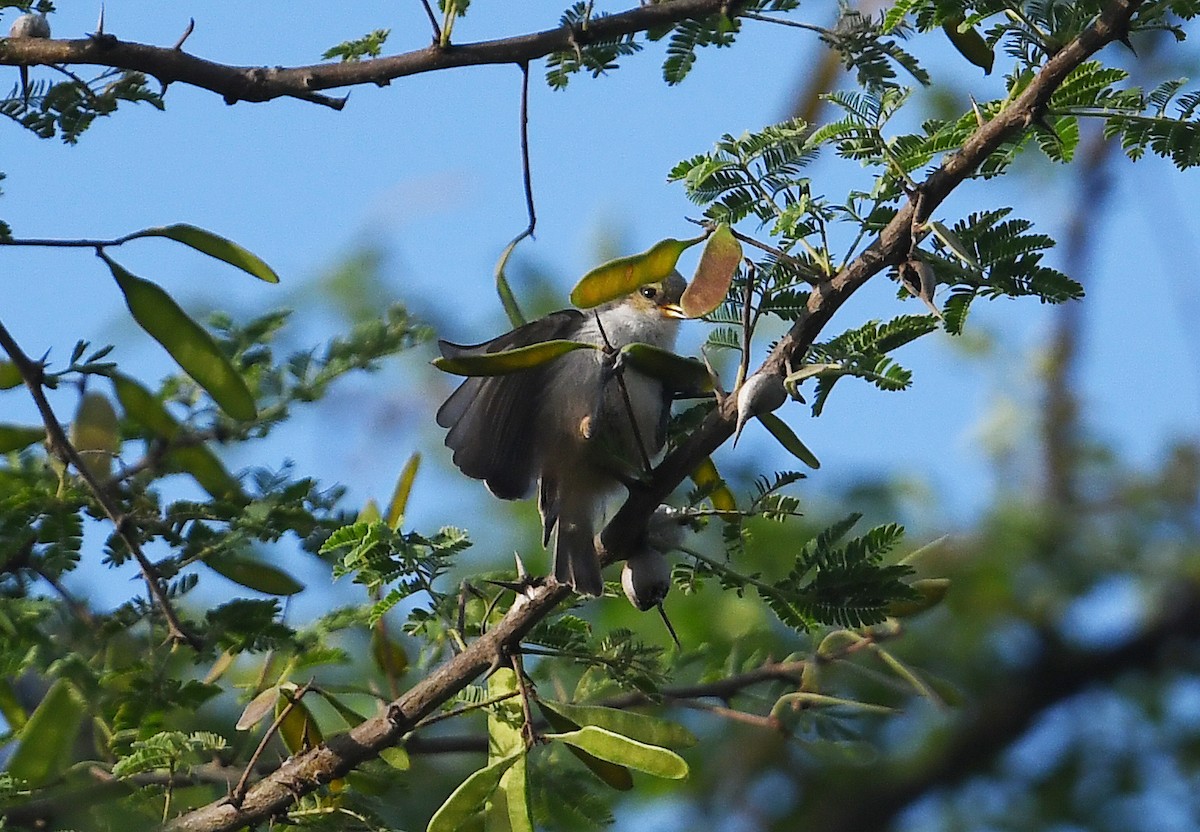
(546, 2), (642, 89)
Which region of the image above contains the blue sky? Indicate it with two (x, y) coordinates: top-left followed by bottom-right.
(3, 2), (1199, 612)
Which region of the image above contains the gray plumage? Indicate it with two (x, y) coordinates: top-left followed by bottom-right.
(437, 274), (686, 595)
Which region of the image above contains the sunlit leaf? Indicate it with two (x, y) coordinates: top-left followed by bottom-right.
(433, 340), (595, 377)
(680, 224), (741, 317)
(570, 235), (705, 309)
(690, 457), (737, 518)
(386, 452), (421, 528)
(538, 700), (697, 749)
(276, 695), (322, 754)
(545, 726), (688, 780)
(130, 223), (280, 283)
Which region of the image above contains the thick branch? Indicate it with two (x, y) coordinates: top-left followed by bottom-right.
(0, 0), (735, 106)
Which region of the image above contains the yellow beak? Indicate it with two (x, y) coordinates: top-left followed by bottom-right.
(659, 303), (686, 320)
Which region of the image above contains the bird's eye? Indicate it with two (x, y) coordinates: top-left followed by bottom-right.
(639, 286), (658, 300)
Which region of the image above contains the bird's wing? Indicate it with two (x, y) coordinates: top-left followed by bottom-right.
(436, 310), (583, 500)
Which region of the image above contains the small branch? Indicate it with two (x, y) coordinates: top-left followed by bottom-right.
(0, 318), (201, 649)
(414, 690), (521, 730)
(418, 0), (443, 43)
(511, 653), (537, 748)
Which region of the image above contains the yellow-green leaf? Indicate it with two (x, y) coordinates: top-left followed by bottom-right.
(546, 726), (688, 780)
(690, 457), (737, 518)
(757, 412), (820, 469)
(427, 751), (523, 832)
(885, 577), (950, 618)
(387, 452), (421, 528)
(494, 234), (528, 328)
(371, 625), (409, 677)
(619, 343), (712, 393)
(70, 391), (120, 479)
(490, 753), (534, 832)
(680, 224), (741, 318)
(102, 253), (257, 421)
(0, 360), (22, 389)
(570, 235), (705, 309)
(942, 16), (994, 74)
(358, 499), (382, 523)
(276, 696), (322, 755)
(0, 424), (45, 453)
(111, 373), (245, 500)
(537, 702), (633, 791)
(111, 374), (179, 439)
(538, 700), (697, 749)
(236, 686), (279, 731)
(131, 224), (280, 283)
(208, 554), (304, 596)
(7, 678), (87, 788)
(379, 745), (411, 771)
(433, 340), (595, 377)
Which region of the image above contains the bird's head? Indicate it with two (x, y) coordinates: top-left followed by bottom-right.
(617, 271), (687, 320)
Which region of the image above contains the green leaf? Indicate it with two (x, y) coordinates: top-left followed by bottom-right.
(427, 751), (524, 832)
(539, 700), (697, 749)
(885, 577), (950, 617)
(690, 457), (737, 518)
(941, 16), (993, 74)
(620, 342), (712, 393)
(275, 695), (322, 755)
(379, 745), (411, 771)
(570, 235), (704, 308)
(129, 224), (280, 283)
(0, 424), (45, 453)
(537, 701), (633, 791)
(110, 373), (179, 438)
(102, 253), (257, 421)
(0, 360), (22, 389)
(386, 452), (421, 528)
(70, 391), (120, 479)
(7, 678), (87, 788)
(494, 233), (528, 328)
(680, 224), (741, 317)
(433, 340), (595, 377)
(546, 726), (688, 780)
(207, 554), (304, 596)
(757, 412), (820, 469)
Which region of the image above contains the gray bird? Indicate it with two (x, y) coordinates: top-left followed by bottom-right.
(436, 273), (686, 595)
(8, 12), (51, 105)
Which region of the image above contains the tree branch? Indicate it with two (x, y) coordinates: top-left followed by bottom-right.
(0, 0), (737, 106)
(0, 318), (200, 649)
(599, 0), (1143, 560)
(166, 1), (1143, 828)
(805, 581), (1200, 832)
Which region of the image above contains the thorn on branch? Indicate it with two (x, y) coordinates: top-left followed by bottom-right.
(173, 18), (195, 51)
